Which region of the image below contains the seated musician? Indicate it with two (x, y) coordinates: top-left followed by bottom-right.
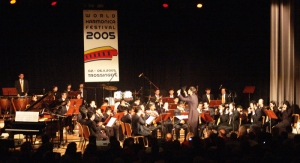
(197, 102), (203, 113)
(174, 101), (188, 141)
(230, 102), (240, 132)
(131, 97), (141, 107)
(65, 84), (73, 94)
(103, 106), (114, 120)
(57, 100), (73, 134)
(262, 101), (279, 132)
(249, 100), (262, 132)
(203, 102), (214, 117)
(93, 107), (112, 137)
(131, 106), (151, 136)
(85, 111), (108, 140)
(29, 94), (38, 106)
(87, 100), (97, 113)
(198, 102), (215, 137)
(168, 88), (176, 98)
(117, 99), (129, 113)
(58, 91), (68, 102)
(121, 108), (134, 124)
(52, 86), (60, 100)
(145, 103), (161, 138)
(274, 101), (292, 132)
(216, 104), (232, 134)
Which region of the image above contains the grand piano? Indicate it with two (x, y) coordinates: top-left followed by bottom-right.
(4, 92), (63, 143)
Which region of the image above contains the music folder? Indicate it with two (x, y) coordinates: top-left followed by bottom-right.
(15, 111), (39, 122)
(146, 116), (156, 125)
(106, 117), (117, 127)
(209, 100), (222, 107)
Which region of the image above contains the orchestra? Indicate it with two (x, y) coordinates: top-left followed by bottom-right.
(0, 74), (297, 154)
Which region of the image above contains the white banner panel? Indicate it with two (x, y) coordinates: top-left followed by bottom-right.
(83, 10), (119, 82)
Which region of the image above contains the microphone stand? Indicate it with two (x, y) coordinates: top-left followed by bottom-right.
(106, 73), (116, 105)
(141, 74), (159, 104)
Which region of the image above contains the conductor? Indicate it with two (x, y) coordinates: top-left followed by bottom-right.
(177, 86), (199, 137)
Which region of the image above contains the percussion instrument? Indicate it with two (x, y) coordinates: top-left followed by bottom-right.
(105, 86), (117, 91)
(0, 96), (11, 111)
(105, 97), (115, 105)
(114, 91), (122, 102)
(123, 91), (133, 102)
(13, 96), (31, 111)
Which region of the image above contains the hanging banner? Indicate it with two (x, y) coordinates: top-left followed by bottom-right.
(83, 10), (119, 82)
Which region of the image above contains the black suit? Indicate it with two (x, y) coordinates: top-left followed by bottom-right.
(202, 94), (214, 103)
(250, 107), (262, 132)
(85, 119), (107, 139)
(174, 109), (188, 140)
(121, 113), (132, 123)
(14, 79), (29, 95)
(131, 114), (151, 136)
(218, 94), (231, 104)
(231, 110), (240, 131)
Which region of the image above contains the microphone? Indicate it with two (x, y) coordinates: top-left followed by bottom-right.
(138, 73), (144, 77)
(219, 84), (222, 90)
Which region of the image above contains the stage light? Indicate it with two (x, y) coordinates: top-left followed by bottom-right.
(196, 3), (203, 8)
(51, 1), (57, 6)
(162, 3), (168, 8)
(10, 0), (16, 4)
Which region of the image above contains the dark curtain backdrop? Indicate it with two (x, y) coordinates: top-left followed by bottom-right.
(0, 0), (270, 107)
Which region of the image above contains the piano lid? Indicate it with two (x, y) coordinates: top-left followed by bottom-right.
(25, 92), (54, 111)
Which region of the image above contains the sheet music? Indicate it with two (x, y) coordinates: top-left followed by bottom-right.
(15, 111), (39, 122)
(175, 115), (188, 120)
(146, 116), (156, 124)
(106, 117), (117, 127)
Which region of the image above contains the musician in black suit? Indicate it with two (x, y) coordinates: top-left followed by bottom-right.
(78, 83), (87, 104)
(121, 108), (133, 124)
(85, 111), (108, 140)
(262, 101), (279, 132)
(231, 103), (241, 131)
(168, 88), (176, 98)
(250, 101), (263, 132)
(217, 104), (232, 133)
(275, 101), (293, 131)
(202, 88), (214, 103)
(174, 101), (188, 141)
(177, 86), (199, 137)
(219, 88), (231, 104)
(14, 73), (29, 96)
(52, 86), (60, 100)
(131, 106), (151, 136)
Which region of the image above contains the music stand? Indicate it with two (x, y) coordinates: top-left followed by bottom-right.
(155, 113), (171, 123)
(209, 100), (222, 108)
(67, 91), (81, 99)
(243, 86), (255, 106)
(264, 109), (278, 133)
(69, 99), (83, 115)
(162, 97), (174, 103)
(2, 88), (18, 96)
(168, 104), (177, 110)
(113, 112), (124, 121)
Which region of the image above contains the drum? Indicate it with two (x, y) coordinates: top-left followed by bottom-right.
(0, 96), (11, 111)
(114, 91), (122, 102)
(13, 96), (31, 111)
(123, 91), (133, 102)
(105, 97), (115, 105)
